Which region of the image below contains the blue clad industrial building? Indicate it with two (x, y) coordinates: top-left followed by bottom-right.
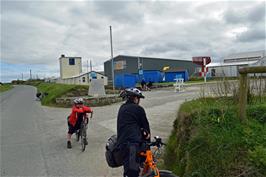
(164, 69), (189, 82)
(104, 55), (198, 88)
(141, 70), (163, 83)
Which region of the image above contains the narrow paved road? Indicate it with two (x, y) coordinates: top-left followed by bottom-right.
(0, 85), (199, 177)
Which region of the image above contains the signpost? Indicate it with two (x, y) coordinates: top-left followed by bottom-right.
(192, 56), (211, 83)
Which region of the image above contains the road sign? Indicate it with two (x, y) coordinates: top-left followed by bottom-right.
(192, 56), (211, 65)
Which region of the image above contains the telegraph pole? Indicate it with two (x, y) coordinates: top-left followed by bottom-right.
(110, 25), (115, 90)
(90, 60), (92, 72)
(30, 69), (32, 80)
(87, 60), (89, 72)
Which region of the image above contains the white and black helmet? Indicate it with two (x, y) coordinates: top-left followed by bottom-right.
(120, 88), (145, 99)
(73, 98), (84, 104)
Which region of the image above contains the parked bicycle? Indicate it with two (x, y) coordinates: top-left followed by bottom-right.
(76, 113), (92, 151)
(105, 135), (178, 177)
(139, 136), (178, 177)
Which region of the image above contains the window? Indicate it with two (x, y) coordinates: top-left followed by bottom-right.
(90, 72), (97, 79)
(82, 77), (86, 82)
(114, 60), (126, 70)
(211, 69), (216, 76)
(69, 58), (75, 65)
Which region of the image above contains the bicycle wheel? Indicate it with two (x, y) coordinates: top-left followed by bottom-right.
(80, 124), (86, 152)
(159, 170), (179, 177)
(76, 130), (80, 142)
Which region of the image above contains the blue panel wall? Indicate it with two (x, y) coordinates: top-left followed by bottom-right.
(165, 71), (189, 82)
(114, 74), (136, 89)
(141, 70), (163, 83)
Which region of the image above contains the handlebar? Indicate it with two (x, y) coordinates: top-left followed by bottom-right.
(147, 136), (166, 148)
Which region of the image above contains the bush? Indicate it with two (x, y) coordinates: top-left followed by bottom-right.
(247, 104), (266, 124)
(164, 97), (266, 177)
(248, 146), (266, 170)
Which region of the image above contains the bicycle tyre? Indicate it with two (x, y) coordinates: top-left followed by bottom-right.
(81, 137), (86, 152)
(80, 124), (86, 152)
(159, 170), (179, 177)
(76, 130), (80, 142)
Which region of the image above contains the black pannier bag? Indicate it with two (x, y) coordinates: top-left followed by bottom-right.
(105, 134), (124, 168)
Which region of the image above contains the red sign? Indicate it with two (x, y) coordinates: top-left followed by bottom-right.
(192, 56), (211, 65)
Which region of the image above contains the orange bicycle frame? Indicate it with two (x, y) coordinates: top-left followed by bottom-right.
(139, 147), (160, 177)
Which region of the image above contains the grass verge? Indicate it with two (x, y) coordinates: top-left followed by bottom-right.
(36, 82), (89, 106)
(0, 84), (13, 92)
(163, 96), (266, 177)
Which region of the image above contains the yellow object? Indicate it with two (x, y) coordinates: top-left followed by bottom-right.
(162, 66), (170, 71)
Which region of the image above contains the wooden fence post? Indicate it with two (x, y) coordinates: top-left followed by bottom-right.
(238, 66), (266, 121)
(238, 73), (248, 121)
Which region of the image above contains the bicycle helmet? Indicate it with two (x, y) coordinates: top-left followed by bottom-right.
(119, 88), (145, 99)
(73, 98), (84, 104)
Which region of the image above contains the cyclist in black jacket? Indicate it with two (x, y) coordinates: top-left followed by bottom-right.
(117, 88), (150, 177)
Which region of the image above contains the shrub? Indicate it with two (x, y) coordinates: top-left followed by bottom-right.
(164, 97), (266, 177)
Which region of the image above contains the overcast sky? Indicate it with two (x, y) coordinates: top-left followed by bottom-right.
(1, 0), (265, 82)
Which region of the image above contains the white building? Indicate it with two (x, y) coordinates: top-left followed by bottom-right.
(56, 54), (108, 85)
(207, 50), (266, 77)
(59, 55), (82, 79)
(56, 71), (108, 86)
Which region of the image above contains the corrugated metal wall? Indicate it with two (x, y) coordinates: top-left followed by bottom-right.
(114, 74), (136, 89)
(104, 55), (197, 82)
(165, 71), (189, 82)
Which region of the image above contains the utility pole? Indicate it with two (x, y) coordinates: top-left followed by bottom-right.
(30, 69), (32, 80)
(110, 25), (115, 90)
(22, 73), (23, 80)
(90, 60), (92, 72)
(87, 60), (89, 72)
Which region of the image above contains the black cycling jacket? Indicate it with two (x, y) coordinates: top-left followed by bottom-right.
(117, 100), (150, 146)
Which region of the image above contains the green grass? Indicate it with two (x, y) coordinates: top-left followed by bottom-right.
(36, 82), (89, 106)
(12, 80), (121, 107)
(164, 96), (266, 177)
(0, 84), (13, 92)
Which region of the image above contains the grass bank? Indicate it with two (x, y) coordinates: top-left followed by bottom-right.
(17, 80), (121, 107)
(164, 97), (266, 177)
(0, 84), (13, 92)
(36, 82), (89, 106)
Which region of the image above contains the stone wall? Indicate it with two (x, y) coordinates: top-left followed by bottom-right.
(56, 95), (122, 107)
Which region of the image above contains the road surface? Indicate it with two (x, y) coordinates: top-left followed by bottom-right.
(0, 85), (199, 177)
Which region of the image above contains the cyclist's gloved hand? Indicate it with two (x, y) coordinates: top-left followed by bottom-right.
(141, 128), (150, 140)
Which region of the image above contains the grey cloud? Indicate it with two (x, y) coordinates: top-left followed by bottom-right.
(1, 1), (265, 82)
(223, 9), (247, 24)
(92, 1), (144, 24)
(223, 2), (265, 25)
(247, 2), (265, 22)
(236, 27), (266, 42)
(141, 42), (190, 56)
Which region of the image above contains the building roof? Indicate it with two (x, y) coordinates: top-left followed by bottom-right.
(207, 50), (265, 67)
(207, 60), (259, 67)
(59, 56), (82, 60)
(223, 50), (265, 61)
(106, 55), (192, 62)
(63, 71), (106, 79)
